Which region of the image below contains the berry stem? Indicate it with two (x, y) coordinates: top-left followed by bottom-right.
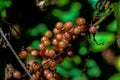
(93, 8), (113, 26)
(0, 28), (34, 80)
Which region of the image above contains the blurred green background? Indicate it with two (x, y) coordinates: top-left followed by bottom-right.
(0, 0), (120, 80)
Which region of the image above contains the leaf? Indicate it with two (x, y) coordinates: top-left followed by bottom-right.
(113, 1), (120, 48)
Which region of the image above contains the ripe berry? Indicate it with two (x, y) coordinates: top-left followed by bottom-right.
(45, 30), (53, 39)
(43, 40), (51, 47)
(72, 35), (77, 40)
(58, 41), (66, 49)
(26, 46), (33, 52)
(13, 71), (21, 79)
(42, 59), (49, 69)
(31, 49), (39, 56)
(41, 36), (48, 43)
(48, 49), (56, 58)
(52, 38), (58, 46)
(74, 27), (81, 35)
(67, 51), (73, 57)
(63, 21), (73, 31)
(89, 25), (97, 33)
(38, 43), (46, 51)
(78, 25), (87, 33)
(43, 69), (50, 76)
(46, 72), (53, 79)
(55, 22), (63, 30)
(19, 50), (28, 59)
(53, 28), (60, 34)
(56, 33), (63, 41)
(39, 51), (44, 56)
(76, 17), (86, 25)
(63, 32), (71, 40)
(32, 62), (40, 71)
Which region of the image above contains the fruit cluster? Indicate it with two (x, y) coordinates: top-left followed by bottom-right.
(12, 17), (98, 80)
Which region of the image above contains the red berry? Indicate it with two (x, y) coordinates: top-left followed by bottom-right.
(39, 51), (44, 56)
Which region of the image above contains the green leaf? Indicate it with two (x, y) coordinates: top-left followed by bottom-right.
(113, 1), (120, 48)
(113, 1), (120, 34)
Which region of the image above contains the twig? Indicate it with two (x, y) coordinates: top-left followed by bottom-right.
(0, 28), (34, 80)
(40, 52), (62, 68)
(93, 8), (113, 26)
(0, 18), (24, 42)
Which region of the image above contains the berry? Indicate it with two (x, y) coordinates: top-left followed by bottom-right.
(53, 28), (60, 34)
(45, 30), (53, 39)
(76, 17), (86, 25)
(43, 40), (51, 47)
(58, 41), (66, 49)
(55, 22), (63, 30)
(19, 50), (28, 59)
(89, 25), (97, 33)
(55, 33), (63, 41)
(41, 36), (48, 43)
(13, 71), (21, 79)
(67, 51), (73, 57)
(39, 51), (44, 56)
(63, 32), (71, 40)
(43, 69), (50, 76)
(48, 49), (56, 58)
(63, 21), (73, 31)
(52, 39), (58, 46)
(78, 25), (87, 33)
(38, 43), (46, 51)
(31, 49), (39, 56)
(46, 72), (53, 79)
(32, 62), (40, 71)
(74, 27), (81, 35)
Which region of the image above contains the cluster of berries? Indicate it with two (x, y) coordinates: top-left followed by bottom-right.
(12, 17), (97, 80)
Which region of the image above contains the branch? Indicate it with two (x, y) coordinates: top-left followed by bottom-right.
(0, 28), (34, 80)
(93, 8), (113, 26)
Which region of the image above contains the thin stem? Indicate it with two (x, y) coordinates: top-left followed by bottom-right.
(40, 52), (62, 68)
(0, 28), (34, 80)
(93, 8), (113, 26)
(0, 18), (11, 25)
